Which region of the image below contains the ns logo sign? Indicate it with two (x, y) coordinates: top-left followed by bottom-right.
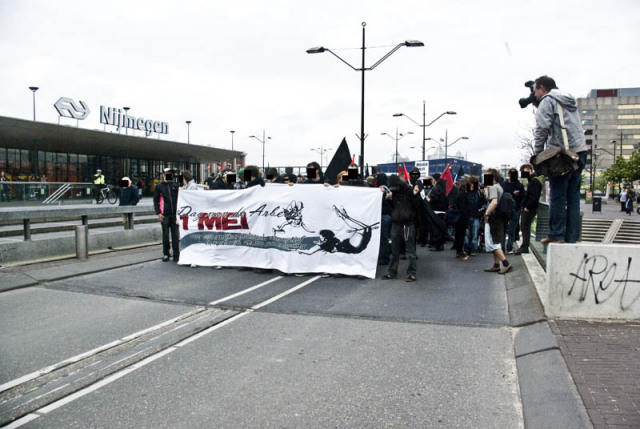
(54, 97), (91, 120)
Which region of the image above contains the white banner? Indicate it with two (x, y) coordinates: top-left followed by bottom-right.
(176, 184), (382, 278)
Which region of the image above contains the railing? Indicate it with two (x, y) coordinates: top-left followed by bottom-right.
(0, 205), (154, 241)
(0, 182), (94, 206)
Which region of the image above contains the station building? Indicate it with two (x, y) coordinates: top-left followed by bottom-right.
(0, 114), (244, 195)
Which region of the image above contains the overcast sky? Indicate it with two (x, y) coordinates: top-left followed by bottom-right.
(1, 0), (639, 171)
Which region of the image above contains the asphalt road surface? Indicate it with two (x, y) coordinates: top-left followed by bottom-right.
(0, 247), (579, 428)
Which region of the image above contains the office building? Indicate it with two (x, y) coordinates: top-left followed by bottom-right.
(577, 87), (640, 170)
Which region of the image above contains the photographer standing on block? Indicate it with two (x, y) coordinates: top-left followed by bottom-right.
(532, 75), (587, 245)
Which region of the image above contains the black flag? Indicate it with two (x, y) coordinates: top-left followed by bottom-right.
(324, 138), (352, 185)
(456, 165), (465, 180)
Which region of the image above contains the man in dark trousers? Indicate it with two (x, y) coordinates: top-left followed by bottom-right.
(382, 174), (422, 282)
(515, 164), (544, 255)
(153, 168), (180, 262)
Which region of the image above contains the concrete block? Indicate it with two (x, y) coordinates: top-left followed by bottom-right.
(544, 243), (640, 319)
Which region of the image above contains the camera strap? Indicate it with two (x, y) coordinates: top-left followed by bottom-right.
(555, 102), (570, 150)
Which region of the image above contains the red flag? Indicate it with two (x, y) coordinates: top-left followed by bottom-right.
(441, 161), (454, 196)
(402, 163), (410, 181)
(351, 154), (356, 165)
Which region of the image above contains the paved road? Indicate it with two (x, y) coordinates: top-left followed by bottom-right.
(0, 245), (591, 428)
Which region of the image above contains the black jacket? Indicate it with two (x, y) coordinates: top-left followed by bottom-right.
(389, 176), (421, 225)
(522, 176), (544, 212)
(428, 180), (448, 212)
(119, 185), (139, 206)
(501, 180), (525, 209)
(153, 181), (179, 217)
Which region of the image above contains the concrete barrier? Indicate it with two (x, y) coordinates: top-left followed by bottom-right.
(542, 243), (640, 319)
(0, 228), (162, 265)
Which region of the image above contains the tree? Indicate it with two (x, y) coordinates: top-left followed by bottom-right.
(603, 149), (640, 183)
(626, 149), (640, 182)
(517, 127), (536, 163)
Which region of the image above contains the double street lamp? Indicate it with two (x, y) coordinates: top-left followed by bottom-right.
(310, 145), (333, 171)
(307, 22), (424, 176)
(249, 130), (272, 174)
(443, 131), (469, 165)
(381, 128), (413, 169)
(393, 102), (456, 160)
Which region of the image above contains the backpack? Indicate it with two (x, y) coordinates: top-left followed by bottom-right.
(495, 185), (516, 219)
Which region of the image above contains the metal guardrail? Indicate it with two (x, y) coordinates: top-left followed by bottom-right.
(0, 205), (155, 241)
(0, 181), (95, 205)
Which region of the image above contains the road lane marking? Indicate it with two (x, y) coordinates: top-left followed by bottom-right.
(5, 276), (321, 427)
(252, 276), (321, 310)
(208, 275), (284, 305)
(0, 308), (204, 394)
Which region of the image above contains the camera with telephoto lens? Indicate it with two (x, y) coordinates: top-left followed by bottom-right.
(519, 80), (539, 108)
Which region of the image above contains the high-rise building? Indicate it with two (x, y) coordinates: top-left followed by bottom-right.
(577, 87), (640, 172)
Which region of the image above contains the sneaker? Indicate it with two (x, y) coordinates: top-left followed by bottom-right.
(484, 265), (500, 272)
(514, 248), (529, 255)
(499, 264), (513, 274)
(162, 255), (170, 262)
(456, 253), (469, 261)
(381, 274), (397, 280)
(469, 252), (477, 256)
(406, 275), (416, 282)
(190, 264), (197, 268)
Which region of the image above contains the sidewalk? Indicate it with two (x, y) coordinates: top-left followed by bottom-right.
(549, 320), (640, 428)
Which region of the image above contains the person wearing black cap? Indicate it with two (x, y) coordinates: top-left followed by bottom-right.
(153, 168), (180, 262)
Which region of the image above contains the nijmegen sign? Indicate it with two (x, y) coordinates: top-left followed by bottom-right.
(100, 106), (169, 137)
(52, 96), (170, 137)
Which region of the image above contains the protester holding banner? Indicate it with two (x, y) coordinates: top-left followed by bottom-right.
(153, 168), (180, 262)
(376, 173), (392, 266)
(382, 175), (421, 282)
(302, 162), (325, 184)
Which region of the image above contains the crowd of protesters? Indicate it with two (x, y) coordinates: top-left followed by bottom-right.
(152, 161), (555, 282)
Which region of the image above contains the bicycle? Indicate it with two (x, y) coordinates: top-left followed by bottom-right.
(97, 185), (118, 205)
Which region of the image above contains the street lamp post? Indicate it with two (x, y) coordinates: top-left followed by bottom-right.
(310, 145), (333, 171)
(443, 130), (469, 165)
(249, 130), (272, 174)
(230, 130), (235, 150)
(186, 121), (192, 144)
(597, 145), (616, 194)
(393, 102), (456, 160)
(122, 107), (130, 135)
(381, 128), (413, 170)
(307, 23), (423, 176)
(28, 87), (39, 121)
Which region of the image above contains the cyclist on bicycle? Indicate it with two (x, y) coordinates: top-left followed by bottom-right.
(93, 169), (105, 203)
